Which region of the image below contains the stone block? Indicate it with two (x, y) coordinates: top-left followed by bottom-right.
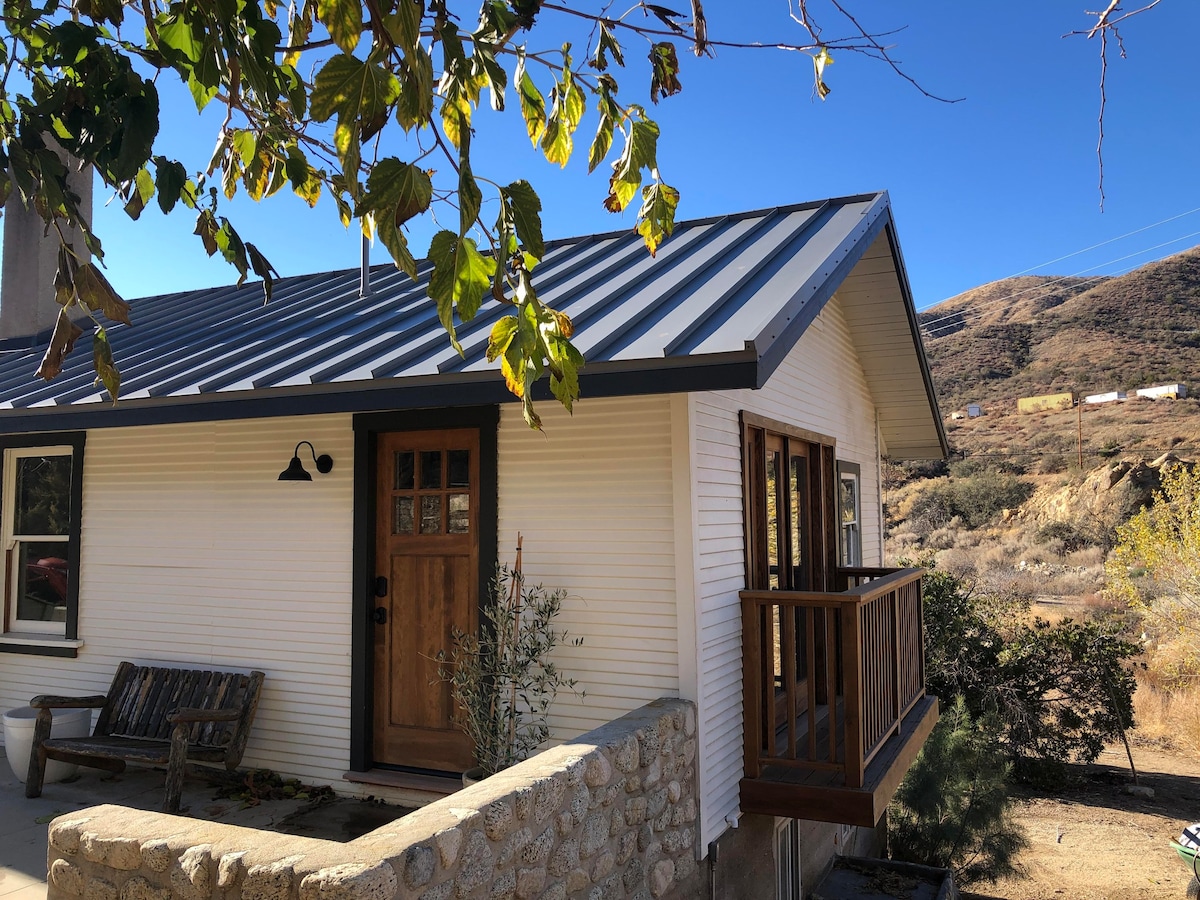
(537, 883), (566, 900)
(661, 830), (688, 855)
(140, 840), (172, 874)
(636, 825), (654, 853)
(243, 858), (297, 900)
(455, 831), (494, 898)
(566, 868), (590, 893)
(421, 883), (453, 900)
(547, 839), (578, 878)
(579, 813), (610, 858)
(170, 845), (213, 900)
(617, 831), (637, 866)
(48, 819), (91, 856)
(583, 754), (611, 788)
(666, 781), (681, 804)
(119, 877), (171, 900)
(681, 739), (696, 767)
(515, 867), (547, 900)
(622, 858), (644, 893)
(636, 729), (660, 768)
(84, 875), (117, 900)
(648, 860), (675, 899)
(590, 850), (614, 882)
(490, 868), (516, 900)
(218, 851), (248, 889)
(612, 736), (638, 774)
(404, 844), (435, 888)
(514, 785), (533, 821)
(485, 800), (516, 841)
(625, 797), (647, 826)
(299, 862), (398, 900)
(642, 757), (661, 788)
(608, 809), (622, 838)
(49, 860), (84, 897)
(683, 706), (696, 738)
(521, 826), (555, 866)
(555, 811), (573, 837)
(675, 855), (696, 884)
(533, 775), (567, 825)
(436, 827), (464, 868)
(645, 789), (668, 820)
(569, 785), (590, 826)
(564, 756), (586, 787)
(81, 834), (143, 871)
(498, 827), (532, 867)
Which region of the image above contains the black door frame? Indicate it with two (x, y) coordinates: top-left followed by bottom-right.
(349, 405), (500, 772)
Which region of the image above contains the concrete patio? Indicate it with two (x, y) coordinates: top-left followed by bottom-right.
(0, 748), (407, 900)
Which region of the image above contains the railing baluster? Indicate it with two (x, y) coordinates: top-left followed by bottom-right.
(805, 606), (817, 762)
(782, 604), (797, 759)
(741, 594), (763, 779)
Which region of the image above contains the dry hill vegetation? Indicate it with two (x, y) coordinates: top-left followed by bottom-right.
(891, 246), (1200, 753)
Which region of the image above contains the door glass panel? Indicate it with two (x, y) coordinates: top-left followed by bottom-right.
(766, 450), (780, 590)
(420, 451), (442, 489)
(447, 450), (470, 487)
(792, 458), (811, 592)
(448, 494), (470, 533)
(393, 451), (414, 491)
(15, 455), (72, 536)
(420, 495), (442, 533)
(392, 496), (414, 534)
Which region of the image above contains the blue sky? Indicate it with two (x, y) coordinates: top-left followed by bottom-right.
(91, 2), (1200, 311)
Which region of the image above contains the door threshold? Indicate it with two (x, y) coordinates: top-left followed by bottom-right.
(344, 769), (461, 797)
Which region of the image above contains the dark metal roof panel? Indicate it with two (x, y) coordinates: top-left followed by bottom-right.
(0, 193), (940, 440)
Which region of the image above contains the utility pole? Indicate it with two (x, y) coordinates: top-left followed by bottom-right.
(1077, 398), (1083, 469)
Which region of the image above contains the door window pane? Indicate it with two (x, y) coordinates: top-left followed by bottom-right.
(392, 496), (414, 535)
(447, 450), (470, 487)
(789, 456), (806, 571)
(420, 451), (442, 489)
(393, 452), (414, 491)
(15, 455), (72, 536)
(420, 495), (442, 534)
(448, 494), (470, 533)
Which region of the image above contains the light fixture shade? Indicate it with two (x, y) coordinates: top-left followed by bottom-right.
(278, 455), (313, 481)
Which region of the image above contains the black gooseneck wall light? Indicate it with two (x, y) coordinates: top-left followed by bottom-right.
(278, 441), (334, 481)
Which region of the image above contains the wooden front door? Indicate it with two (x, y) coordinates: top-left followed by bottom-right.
(372, 428), (479, 771)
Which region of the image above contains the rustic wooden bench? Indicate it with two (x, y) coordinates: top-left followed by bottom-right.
(24, 661), (265, 813)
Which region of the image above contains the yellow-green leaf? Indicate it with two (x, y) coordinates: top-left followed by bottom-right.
(92, 325), (121, 402)
(316, 0), (363, 54)
(635, 182), (679, 256)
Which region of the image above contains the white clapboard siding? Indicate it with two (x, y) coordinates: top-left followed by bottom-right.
(0, 414), (356, 785)
(691, 294), (882, 846)
(498, 395), (679, 742)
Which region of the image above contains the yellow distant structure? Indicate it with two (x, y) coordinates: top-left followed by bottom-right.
(1017, 391), (1075, 414)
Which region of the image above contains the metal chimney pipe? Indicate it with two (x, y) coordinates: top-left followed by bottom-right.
(359, 234), (371, 299)
(0, 153), (93, 340)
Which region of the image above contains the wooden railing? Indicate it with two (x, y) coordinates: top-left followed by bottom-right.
(740, 568), (926, 789)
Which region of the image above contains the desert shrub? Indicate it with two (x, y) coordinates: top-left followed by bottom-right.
(1036, 521), (1093, 557)
(889, 698), (1027, 887)
(921, 565), (1140, 781)
(1035, 452), (1069, 475)
(909, 472), (1033, 531)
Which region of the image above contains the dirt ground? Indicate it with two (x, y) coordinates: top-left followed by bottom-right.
(965, 743), (1200, 900)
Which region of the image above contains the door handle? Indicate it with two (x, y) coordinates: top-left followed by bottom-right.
(374, 575), (388, 597)
(373, 606), (387, 625)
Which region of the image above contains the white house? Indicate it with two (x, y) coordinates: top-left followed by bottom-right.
(0, 193), (945, 898)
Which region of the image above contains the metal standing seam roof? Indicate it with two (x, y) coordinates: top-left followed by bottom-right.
(0, 191), (948, 457)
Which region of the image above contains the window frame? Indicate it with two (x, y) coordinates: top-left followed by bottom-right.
(0, 432), (85, 655)
(837, 461), (862, 568)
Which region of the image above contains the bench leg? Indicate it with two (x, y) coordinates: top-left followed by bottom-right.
(24, 709), (52, 799)
(164, 723), (189, 813)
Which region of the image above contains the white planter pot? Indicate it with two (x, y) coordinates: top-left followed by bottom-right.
(3, 706), (91, 784)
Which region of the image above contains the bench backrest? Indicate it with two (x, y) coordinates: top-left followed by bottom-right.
(93, 662), (265, 766)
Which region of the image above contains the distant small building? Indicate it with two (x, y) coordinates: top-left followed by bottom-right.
(1136, 383), (1187, 400)
(1084, 391), (1127, 405)
(1017, 391), (1075, 414)
(950, 412), (965, 420)
(967, 404), (983, 418)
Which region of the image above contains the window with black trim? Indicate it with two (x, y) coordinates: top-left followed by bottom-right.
(1, 434), (85, 648)
(837, 461), (862, 568)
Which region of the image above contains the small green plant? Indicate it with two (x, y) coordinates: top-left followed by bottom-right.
(889, 698), (1027, 887)
(439, 543), (583, 776)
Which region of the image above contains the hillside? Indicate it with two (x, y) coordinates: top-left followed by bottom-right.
(921, 247), (1200, 412)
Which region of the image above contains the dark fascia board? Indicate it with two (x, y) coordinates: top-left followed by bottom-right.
(0, 351), (759, 435)
(751, 193), (890, 387)
(881, 219), (950, 459)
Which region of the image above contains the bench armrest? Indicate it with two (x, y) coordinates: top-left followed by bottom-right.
(167, 707), (242, 724)
(29, 695), (108, 709)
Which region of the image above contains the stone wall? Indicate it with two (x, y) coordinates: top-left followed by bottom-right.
(45, 699), (700, 900)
